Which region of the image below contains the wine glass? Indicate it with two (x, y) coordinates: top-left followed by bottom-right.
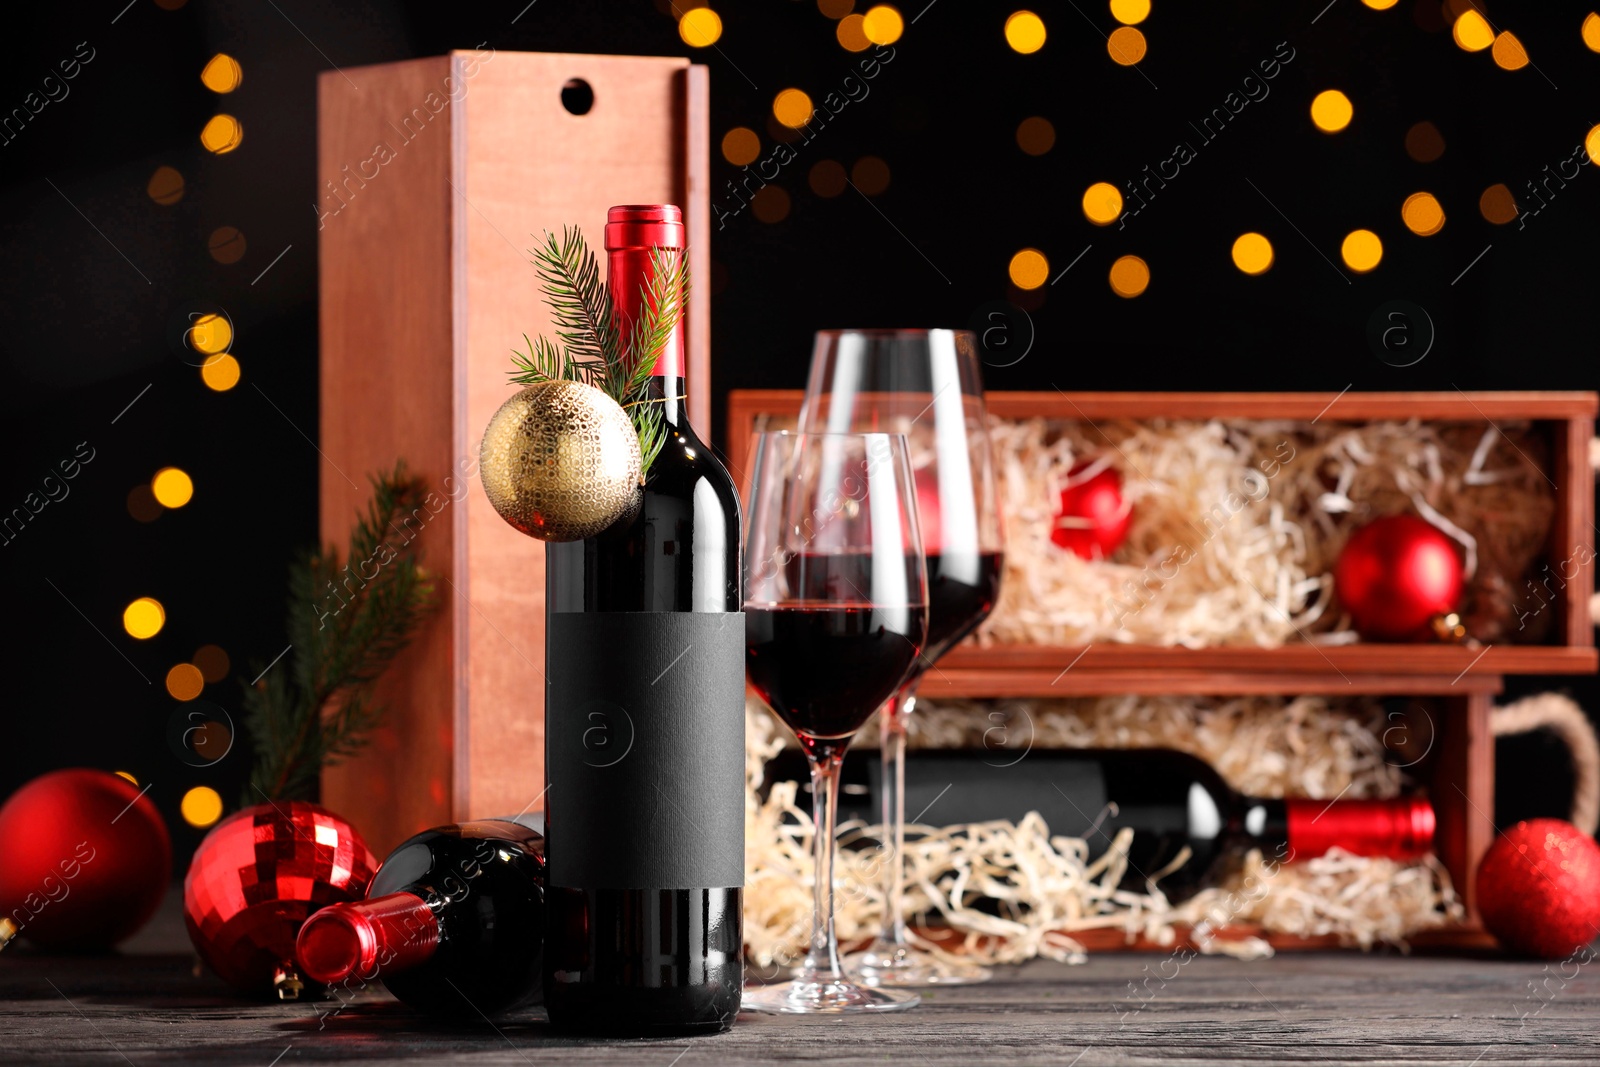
(799, 329), (1005, 987)
(742, 430), (929, 1015)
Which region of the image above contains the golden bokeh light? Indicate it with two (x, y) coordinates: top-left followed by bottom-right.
(194, 644), (231, 683)
(147, 165), (184, 205)
(1107, 26), (1146, 65)
(1401, 191), (1446, 236)
(862, 4), (903, 44)
(678, 7), (723, 47)
(1016, 116), (1055, 155)
(1005, 10), (1047, 53)
(1311, 90), (1353, 133)
(123, 597), (166, 640)
(752, 185), (791, 223)
(200, 114), (243, 154)
(200, 53), (242, 93)
(818, 0), (854, 16)
(1584, 12), (1600, 53)
(188, 313), (232, 355)
(1587, 125), (1600, 165)
(152, 467), (194, 508)
(1109, 255), (1150, 298)
(166, 663), (205, 701)
(1340, 229), (1383, 272)
(1008, 248), (1050, 290)
(1081, 181), (1124, 225)
(201, 353), (241, 391)
(809, 159), (848, 197)
(181, 786), (224, 829)
(1453, 10), (1494, 51)
(1491, 30), (1529, 70)
(115, 771), (139, 785)
(851, 156), (891, 195)
(1109, 0), (1149, 25)
(837, 13), (871, 50)
(721, 127), (760, 166)
(773, 88), (814, 128)
(1362, 0), (1398, 7)
(1478, 183), (1518, 224)
(208, 226), (246, 264)
(1405, 121), (1445, 162)
(1231, 232), (1274, 275)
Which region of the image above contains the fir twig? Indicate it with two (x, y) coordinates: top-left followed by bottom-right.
(241, 463), (438, 804)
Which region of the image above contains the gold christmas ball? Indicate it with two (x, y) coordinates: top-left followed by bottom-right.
(480, 381), (642, 542)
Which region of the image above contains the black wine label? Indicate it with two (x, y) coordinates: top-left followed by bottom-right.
(546, 611), (746, 889)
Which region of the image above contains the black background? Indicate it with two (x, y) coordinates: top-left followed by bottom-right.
(1, 0), (1595, 866)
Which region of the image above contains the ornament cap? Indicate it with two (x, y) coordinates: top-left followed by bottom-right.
(1285, 795), (1435, 861)
(0, 917), (17, 951)
(273, 964), (305, 1001)
(297, 892), (440, 986)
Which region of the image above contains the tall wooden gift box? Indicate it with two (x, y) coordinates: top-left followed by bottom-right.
(316, 51), (712, 853)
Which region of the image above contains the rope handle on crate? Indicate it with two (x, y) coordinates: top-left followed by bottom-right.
(1491, 693), (1600, 835)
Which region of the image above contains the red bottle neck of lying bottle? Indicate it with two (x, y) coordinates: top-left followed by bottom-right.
(296, 891), (440, 985)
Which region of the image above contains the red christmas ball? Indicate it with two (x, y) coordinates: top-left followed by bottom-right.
(1333, 514), (1463, 641)
(184, 801), (378, 998)
(1476, 819), (1600, 959)
(0, 769), (170, 950)
(1052, 460), (1130, 560)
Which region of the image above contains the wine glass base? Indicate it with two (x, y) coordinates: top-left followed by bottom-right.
(848, 943), (993, 986)
(742, 974), (921, 1014)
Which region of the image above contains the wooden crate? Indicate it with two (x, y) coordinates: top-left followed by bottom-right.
(317, 51), (710, 854)
(731, 389), (1597, 944)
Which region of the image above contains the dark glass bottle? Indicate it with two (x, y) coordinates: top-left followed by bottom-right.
(767, 746), (1434, 900)
(295, 819), (545, 1015)
(543, 205), (744, 1035)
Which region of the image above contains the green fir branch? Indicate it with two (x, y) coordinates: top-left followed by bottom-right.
(242, 463), (438, 804)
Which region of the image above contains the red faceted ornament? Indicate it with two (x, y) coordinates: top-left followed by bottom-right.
(1476, 819), (1600, 959)
(0, 769), (170, 951)
(1333, 515), (1464, 641)
(184, 801), (378, 999)
(1051, 459), (1131, 560)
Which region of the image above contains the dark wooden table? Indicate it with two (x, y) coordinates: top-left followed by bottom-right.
(3, 894), (1595, 1066)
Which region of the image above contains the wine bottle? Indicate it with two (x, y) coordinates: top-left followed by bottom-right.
(295, 818), (545, 1015)
(765, 746), (1434, 900)
(543, 205), (745, 1035)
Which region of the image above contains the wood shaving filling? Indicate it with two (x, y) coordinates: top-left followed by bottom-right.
(745, 695), (1462, 967)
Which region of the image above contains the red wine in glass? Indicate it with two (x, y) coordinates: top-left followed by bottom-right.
(922, 551), (1003, 663)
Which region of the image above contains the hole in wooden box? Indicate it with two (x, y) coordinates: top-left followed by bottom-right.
(560, 78), (594, 115)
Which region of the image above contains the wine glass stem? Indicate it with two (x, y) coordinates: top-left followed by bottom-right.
(803, 746), (847, 981)
(879, 685), (913, 951)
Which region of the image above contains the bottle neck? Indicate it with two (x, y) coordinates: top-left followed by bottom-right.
(646, 375), (689, 431)
(296, 891), (441, 986)
(1280, 796), (1435, 861)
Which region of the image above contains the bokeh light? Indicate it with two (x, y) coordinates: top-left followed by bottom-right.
(1107, 26), (1146, 65)
(1478, 183), (1518, 224)
(200, 114), (243, 154)
(146, 166), (184, 205)
(123, 597), (165, 640)
(773, 88), (814, 128)
(1361, 0), (1398, 8)
(1405, 121), (1445, 162)
(127, 485), (162, 523)
(200, 53), (242, 93)
(208, 226), (246, 264)
(1491, 30), (1528, 70)
(752, 185), (791, 223)
(1452, 10), (1494, 51)
(1231, 232), (1274, 275)
(166, 663), (205, 701)
(1401, 191), (1446, 236)
(181, 786), (224, 829)
(1584, 12), (1600, 53)
(1340, 229), (1383, 272)
(194, 645), (231, 683)
(1109, 255), (1150, 298)
(721, 127), (760, 165)
(1008, 248), (1050, 290)
(678, 7), (722, 47)
(1311, 90), (1353, 133)
(809, 160), (848, 197)
(837, 13), (871, 50)
(818, 0), (854, 16)
(152, 467), (194, 508)
(1109, 0), (1149, 25)
(862, 4), (903, 44)
(201, 353), (242, 391)
(1016, 116), (1055, 156)
(1586, 124), (1600, 165)
(1081, 182), (1124, 225)
(851, 156), (891, 195)
(115, 771), (139, 785)
(1005, 11), (1046, 53)
(188, 313), (232, 355)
